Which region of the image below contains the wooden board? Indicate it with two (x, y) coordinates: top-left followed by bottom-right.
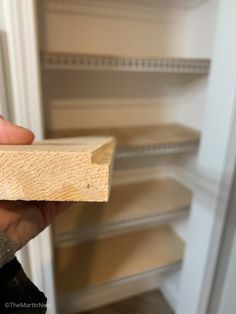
(48, 124), (200, 154)
(0, 136), (115, 201)
(54, 178), (192, 236)
(55, 225), (184, 295)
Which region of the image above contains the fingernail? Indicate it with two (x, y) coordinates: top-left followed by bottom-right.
(18, 125), (30, 131)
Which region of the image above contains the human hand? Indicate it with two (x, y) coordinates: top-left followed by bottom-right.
(0, 116), (70, 251)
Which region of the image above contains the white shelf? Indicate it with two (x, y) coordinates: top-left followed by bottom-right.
(41, 52), (210, 74)
(49, 124), (201, 158)
(54, 178), (192, 246)
(55, 225), (184, 295)
(57, 263), (181, 314)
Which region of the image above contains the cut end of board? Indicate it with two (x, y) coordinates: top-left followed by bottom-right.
(0, 136), (116, 202)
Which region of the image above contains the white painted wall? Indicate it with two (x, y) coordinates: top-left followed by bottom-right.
(41, 0), (188, 58)
(186, 0), (218, 58)
(43, 71), (206, 131)
(41, 0), (216, 58)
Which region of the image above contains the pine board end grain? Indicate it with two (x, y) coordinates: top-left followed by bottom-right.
(0, 136), (115, 202)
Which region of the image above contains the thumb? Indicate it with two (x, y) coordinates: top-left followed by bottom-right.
(0, 115), (35, 145)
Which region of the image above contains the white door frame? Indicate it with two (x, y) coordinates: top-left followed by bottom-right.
(207, 163), (236, 314)
(178, 0), (236, 313)
(2, 1), (56, 313)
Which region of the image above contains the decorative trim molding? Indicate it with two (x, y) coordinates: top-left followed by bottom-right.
(42, 52), (210, 74)
(57, 263), (181, 314)
(55, 207), (189, 247)
(3, 0), (44, 138)
(117, 141), (199, 158)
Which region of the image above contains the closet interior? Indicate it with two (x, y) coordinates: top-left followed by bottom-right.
(37, 0), (218, 312)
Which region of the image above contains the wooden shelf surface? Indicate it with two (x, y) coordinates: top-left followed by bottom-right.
(54, 178), (192, 243)
(55, 225), (184, 295)
(49, 124), (200, 158)
(0, 136), (115, 201)
(42, 52), (210, 74)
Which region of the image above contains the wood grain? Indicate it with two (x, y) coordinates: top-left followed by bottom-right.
(54, 178), (192, 235)
(55, 226), (184, 295)
(0, 136), (115, 201)
(48, 124), (200, 151)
